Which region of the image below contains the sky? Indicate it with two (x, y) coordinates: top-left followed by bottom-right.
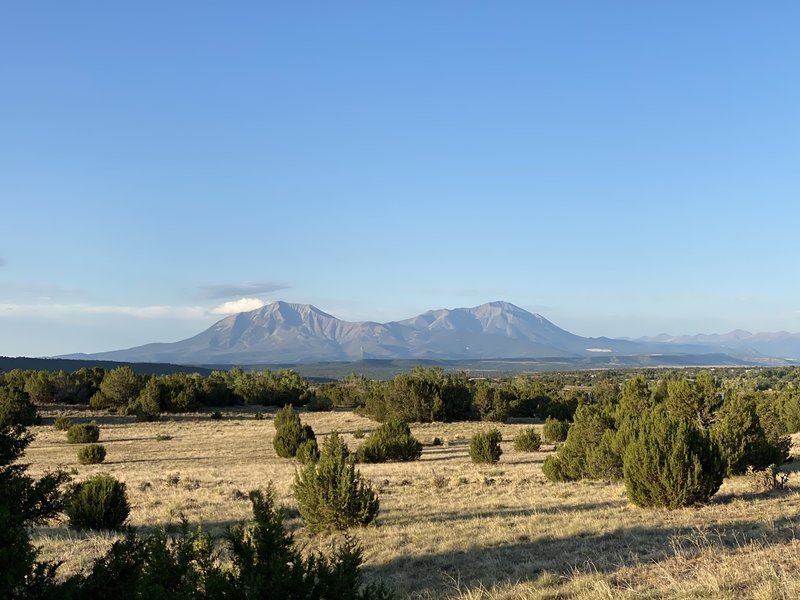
(1, 2), (800, 357)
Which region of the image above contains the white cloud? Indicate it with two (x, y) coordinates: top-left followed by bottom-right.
(0, 303), (209, 320)
(209, 297), (266, 315)
(0, 297), (269, 320)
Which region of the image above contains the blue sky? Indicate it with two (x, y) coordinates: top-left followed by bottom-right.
(2, 2), (800, 356)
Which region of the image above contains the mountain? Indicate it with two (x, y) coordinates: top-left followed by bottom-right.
(62, 301), (651, 365)
(60, 300), (799, 366)
(638, 330), (800, 361)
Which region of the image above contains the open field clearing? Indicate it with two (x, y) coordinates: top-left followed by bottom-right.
(23, 407), (800, 599)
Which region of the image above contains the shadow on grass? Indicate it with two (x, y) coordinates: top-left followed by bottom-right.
(364, 514), (800, 597)
(377, 501), (628, 528)
(711, 485), (799, 505)
(30, 507), (800, 597)
(102, 456), (218, 465)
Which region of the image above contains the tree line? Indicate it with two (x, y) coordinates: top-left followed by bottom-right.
(5, 365), (800, 435)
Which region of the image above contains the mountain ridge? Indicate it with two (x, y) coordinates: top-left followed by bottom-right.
(58, 301), (800, 365)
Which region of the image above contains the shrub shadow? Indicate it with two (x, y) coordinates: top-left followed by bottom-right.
(365, 514), (800, 597)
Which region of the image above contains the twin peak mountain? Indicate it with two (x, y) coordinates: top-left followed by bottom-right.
(76, 301), (640, 364)
(70, 301), (799, 365)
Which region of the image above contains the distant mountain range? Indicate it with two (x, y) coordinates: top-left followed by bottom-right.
(58, 301), (800, 366)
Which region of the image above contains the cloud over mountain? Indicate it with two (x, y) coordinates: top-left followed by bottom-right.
(197, 282), (288, 299)
(209, 297), (266, 315)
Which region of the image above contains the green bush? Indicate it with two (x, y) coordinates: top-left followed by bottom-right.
(585, 428), (623, 481)
(781, 391), (800, 433)
(513, 428), (542, 452)
(304, 392), (333, 412)
(472, 382), (511, 422)
(67, 423), (100, 444)
(0, 386), (40, 427)
(128, 377), (162, 421)
(711, 393), (787, 476)
(254, 411), (265, 420)
(296, 439), (320, 464)
(542, 405), (619, 482)
(355, 420), (423, 463)
(77, 444), (107, 465)
(88, 391), (110, 410)
(0, 422), (69, 598)
(273, 403), (299, 430)
(65, 474), (130, 530)
(1, 424), (393, 598)
(78, 444), (106, 465)
(542, 417), (569, 443)
(54, 412), (72, 431)
(623, 408), (725, 508)
(293, 432), (379, 532)
(210, 410), (223, 420)
(274, 419), (316, 459)
(61, 486), (393, 599)
(469, 429), (502, 464)
(542, 454), (569, 481)
(99, 366), (144, 410)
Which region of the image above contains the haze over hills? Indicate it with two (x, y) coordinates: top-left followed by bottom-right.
(636, 330), (800, 362)
(57, 300), (800, 366)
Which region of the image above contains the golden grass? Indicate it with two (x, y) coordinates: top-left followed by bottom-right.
(23, 408), (800, 599)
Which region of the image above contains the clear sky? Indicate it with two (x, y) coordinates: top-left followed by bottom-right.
(2, 2), (800, 357)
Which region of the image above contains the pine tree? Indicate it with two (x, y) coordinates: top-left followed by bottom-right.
(293, 433), (379, 532)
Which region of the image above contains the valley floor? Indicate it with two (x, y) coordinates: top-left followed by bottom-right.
(23, 407), (800, 599)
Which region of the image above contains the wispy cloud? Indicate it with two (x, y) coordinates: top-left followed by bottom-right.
(209, 297), (266, 315)
(0, 282), (81, 298)
(0, 303), (209, 320)
(197, 281), (287, 299)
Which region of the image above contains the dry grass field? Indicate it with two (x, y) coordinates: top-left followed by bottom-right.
(22, 406), (800, 599)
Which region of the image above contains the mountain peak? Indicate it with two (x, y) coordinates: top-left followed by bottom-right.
(56, 299), (800, 365)
(255, 301), (336, 320)
(72, 300), (613, 364)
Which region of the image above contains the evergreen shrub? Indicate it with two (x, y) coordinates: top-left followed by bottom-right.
(0, 387), (40, 427)
(469, 429), (502, 464)
(711, 393), (787, 476)
(356, 420), (423, 463)
(623, 408), (724, 508)
(77, 443), (107, 465)
(296, 439), (320, 464)
(273, 404), (299, 431)
(514, 428), (542, 452)
(293, 432), (379, 532)
(274, 419), (316, 459)
(66, 474), (130, 530)
(304, 393), (333, 412)
(542, 417), (569, 443)
(542, 405), (619, 482)
(54, 412), (72, 431)
(67, 423), (100, 444)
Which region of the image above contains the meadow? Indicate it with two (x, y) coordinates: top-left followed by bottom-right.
(24, 406), (800, 599)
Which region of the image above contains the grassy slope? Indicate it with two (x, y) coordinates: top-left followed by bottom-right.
(24, 408), (800, 599)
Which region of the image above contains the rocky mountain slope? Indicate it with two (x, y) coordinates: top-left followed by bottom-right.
(61, 300), (800, 366)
